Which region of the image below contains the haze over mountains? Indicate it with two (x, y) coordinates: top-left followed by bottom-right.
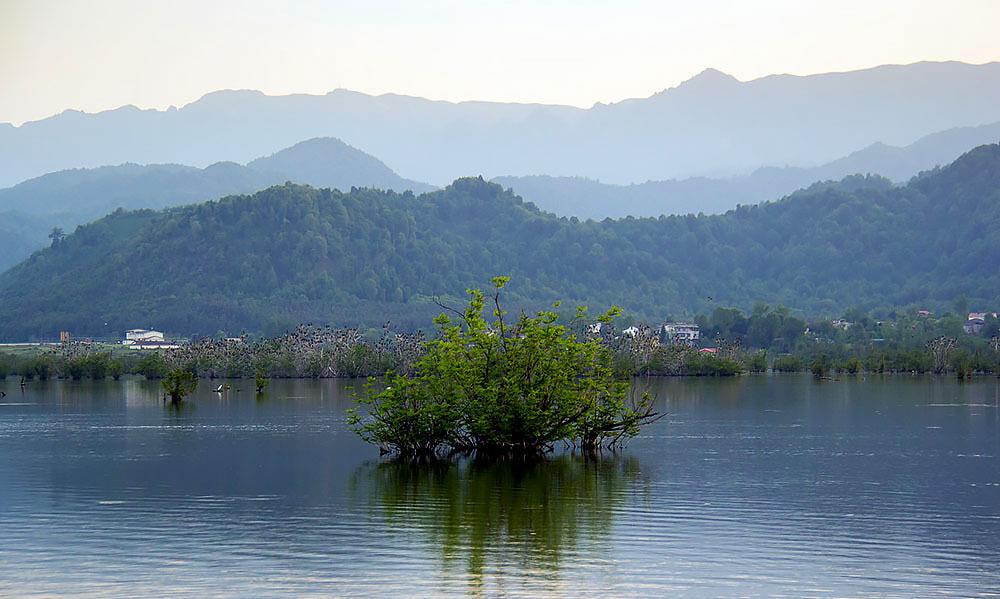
(0, 138), (435, 271)
(2, 117), (998, 271)
(3, 61), (1000, 188)
(495, 120), (1000, 219)
(1, 144), (997, 340)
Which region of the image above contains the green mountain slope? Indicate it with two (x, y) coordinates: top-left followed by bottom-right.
(1, 145), (998, 340)
(0, 138), (435, 272)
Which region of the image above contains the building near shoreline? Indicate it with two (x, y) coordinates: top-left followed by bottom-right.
(123, 329), (179, 349)
(126, 340), (182, 350)
(964, 312), (998, 335)
(661, 323), (700, 344)
(124, 329), (164, 345)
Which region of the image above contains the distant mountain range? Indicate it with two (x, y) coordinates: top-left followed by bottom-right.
(1, 144), (997, 340)
(494, 121), (1000, 219)
(0, 138), (435, 271)
(3, 118), (999, 271)
(2, 61), (1000, 187)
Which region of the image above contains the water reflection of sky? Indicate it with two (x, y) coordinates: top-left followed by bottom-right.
(0, 376), (998, 597)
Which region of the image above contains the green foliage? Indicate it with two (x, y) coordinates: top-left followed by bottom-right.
(2, 145), (1000, 338)
(840, 356), (863, 375)
(950, 349), (973, 380)
(18, 355), (53, 380)
(161, 368), (198, 402)
(682, 352), (743, 376)
(133, 352), (168, 379)
(748, 350), (768, 373)
(108, 359), (124, 380)
(349, 279), (659, 456)
(48, 227), (66, 246)
(255, 369), (269, 394)
(773, 355), (804, 372)
(65, 356), (87, 380)
(811, 355), (830, 379)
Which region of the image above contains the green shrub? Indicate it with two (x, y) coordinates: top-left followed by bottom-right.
(20, 356), (53, 380)
(133, 352), (167, 379)
(65, 357), (87, 380)
(162, 368), (198, 402)
(349, 277), (659, 456)
(683, 352), (742, 376)
(773, 355), (804, 372)
(747, 350), (768, 373)
(811, 355), (829, 378)
(840, 356), (863, 374)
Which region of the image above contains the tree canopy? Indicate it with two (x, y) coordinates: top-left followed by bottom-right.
(0, 144), (998, 340)
(348, 277), (658, 456)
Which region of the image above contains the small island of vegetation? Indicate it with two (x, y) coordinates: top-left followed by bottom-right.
(348, 277), (660, 457)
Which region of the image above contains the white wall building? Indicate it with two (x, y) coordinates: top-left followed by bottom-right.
(661, 323), (700, 344)
(124, 329), (165, 345)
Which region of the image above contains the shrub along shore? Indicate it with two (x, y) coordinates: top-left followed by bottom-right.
(2, 309), (998, 382)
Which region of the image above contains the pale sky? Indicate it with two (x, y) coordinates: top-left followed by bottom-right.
(1, 0), (998, 125)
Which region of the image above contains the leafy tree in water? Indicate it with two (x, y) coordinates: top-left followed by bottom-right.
(349, 277), (660, 457)
(161, 368), (198, 402)
(255, 369), (269, 394)
(811, 355), (829, 379)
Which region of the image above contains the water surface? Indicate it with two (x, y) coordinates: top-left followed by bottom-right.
(1, 375), (999, 597)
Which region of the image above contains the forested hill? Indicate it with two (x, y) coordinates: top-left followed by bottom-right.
(0, 137), (434, 272)
(1, 144), (998, 339)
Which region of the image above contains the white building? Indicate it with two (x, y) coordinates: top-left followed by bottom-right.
(661, 322), (700, 344)
(831, 319), (852, 331)
(124, 329), (165, 345)
(964, 312), (996, 335)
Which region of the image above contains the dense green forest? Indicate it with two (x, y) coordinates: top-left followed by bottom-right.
(0, 137), (434, 271)
(0, 144), (998, 340)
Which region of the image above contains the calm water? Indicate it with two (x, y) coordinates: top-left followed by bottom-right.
(1, 375), (999, 597)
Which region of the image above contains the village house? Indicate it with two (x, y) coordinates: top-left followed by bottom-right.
(123, 329), (180, 349)
(660, 322), (700, 345)
(964, 312), (997, 335)
(124, 329), (165, 345)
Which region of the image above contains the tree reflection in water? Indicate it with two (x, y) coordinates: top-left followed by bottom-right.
(352, 454), (646, 587)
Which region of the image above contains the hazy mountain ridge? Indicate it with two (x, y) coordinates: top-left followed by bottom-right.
(0, 137), (435, 271)
(246, 137), (434, 194)
(495, 121), (1000, 218)
(1, 144), (997, 340)
(2, 61), (999, 187)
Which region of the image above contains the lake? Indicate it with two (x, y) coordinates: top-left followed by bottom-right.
(1, 375), (999, 597)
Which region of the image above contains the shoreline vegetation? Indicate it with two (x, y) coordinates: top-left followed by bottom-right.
(1, 329), (998, 384)
(1, 302), (998, 386)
